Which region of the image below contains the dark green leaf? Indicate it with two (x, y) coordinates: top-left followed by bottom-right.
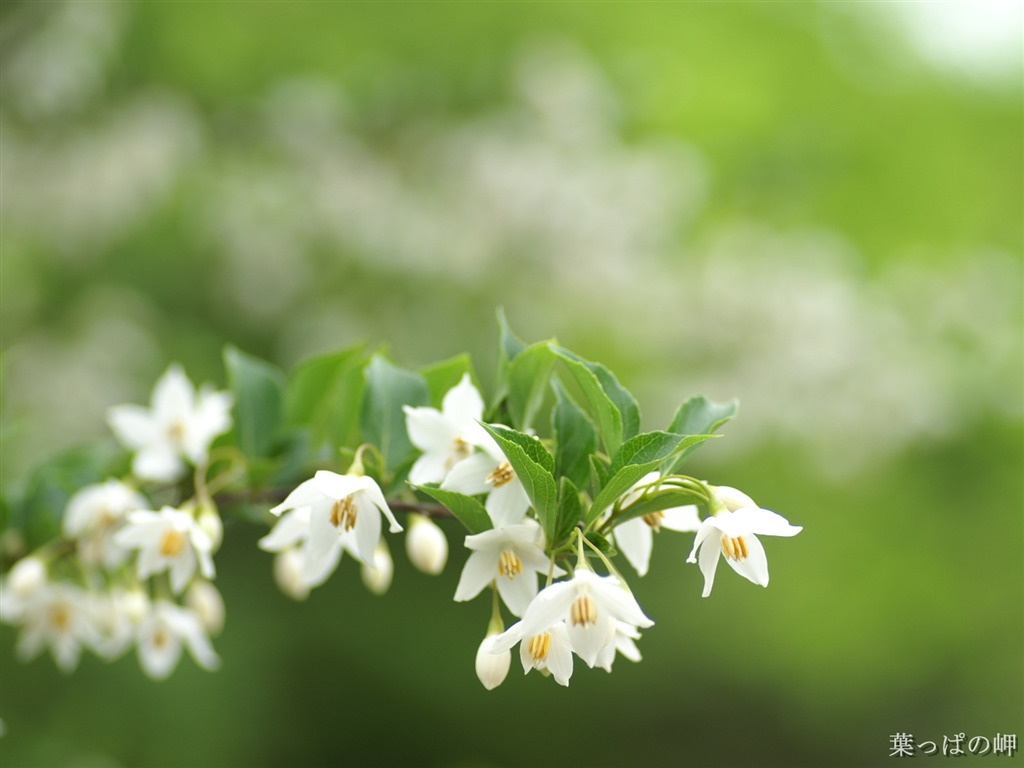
(224, 345), (286, 459)
(360, 355), (429, 473)
(285, 345), (367, 451)
(553, 477), (583, 547)
(416, 485), (491, 534)
(492, 307), (529, 410)
(485, 424), (554, 472)
(552, 380), (597, 490)
(507, 341), (556, 431)
(610, 487), (706, 529)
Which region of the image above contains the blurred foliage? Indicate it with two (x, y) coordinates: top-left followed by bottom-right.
(1, 2), (1021, 767)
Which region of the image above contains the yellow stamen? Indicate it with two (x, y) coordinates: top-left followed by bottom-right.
(642, 511), (665, 529)
(330, 497), (358, 531)
(721, 535), (749, 561)
(497, 550), (522, 579)
(159, 530), (186, 558)
(50, 604), (71, 632)
(166, 421), (186, 444)
(570, 594), (597, 626)
(152, 627), (169, 650)
(486, 462), (515, 489)
(446, 436), (473, 470)
(528, 633), (552, 662)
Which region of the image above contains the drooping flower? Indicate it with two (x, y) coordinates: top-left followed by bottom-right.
(686, 486), (802, 597)
(441, 431), (531, 528)
(475, 630), (511, 691)
(517, 620), (574, 686)
(454, 519), (551, 617)
(405, 514), (448, 575)
(270, 470), (402, 569)
(136, 600), (220, 680)
(63, 479), (148, 569)
(611, 472), (701, 577)
(492, 567), (654, 669)
(360, 541), (394, 596)
(107, 364), (233, 482)
(11, 583), (102, 672)
(594, 621), (643, 673)
(114, 506), (215, 594)
(186, 581), (225, 636)
(403, 374), (487, 485)
(259, 506), (343, 592)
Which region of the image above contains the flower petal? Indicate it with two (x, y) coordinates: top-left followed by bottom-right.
(697, 531), (722, 597)
(722, 532), (770, 588)
(151, 365), (194, 423)
(441, 453), (495, 497)
(660, 505), (701, 532)
(353, 495), (383, 565)
(270, 478), (323, 516)
(567, 614), (616, 668)
(258, 508), (310, 551)
(441, 374), (484, 429)
(454, 551), (497, 603)
(496, 569), (539, 618)
(613, 518), (653, 577)
(486, 480), (531, 528)
(403, 406), (456, 453)
(107, 405), (158, 450)
(732, 507), (803, 538)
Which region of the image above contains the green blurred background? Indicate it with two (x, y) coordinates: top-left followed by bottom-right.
(1, 2), (1021, 766)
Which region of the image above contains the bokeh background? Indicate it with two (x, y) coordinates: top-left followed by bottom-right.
(1, 2), (1021, 767)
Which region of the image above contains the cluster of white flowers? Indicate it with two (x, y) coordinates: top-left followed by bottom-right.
(0, 366), (232, 679)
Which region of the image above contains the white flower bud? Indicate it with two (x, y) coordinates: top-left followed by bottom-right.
(186, 580), (225, 635)
(196, 504), (224, 553)
(475, 633), (510, 691)
(122, 588), (150, 624)
(361, 542), (393, 596)
(9, 556), (47, 597)
(274, 548), (310, 601)
(405, 514), (448, 575)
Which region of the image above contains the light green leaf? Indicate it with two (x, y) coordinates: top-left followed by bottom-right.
(421, 354), (476, 407)
(610, 487), (706, 529)
(480, 423), (558, 524)
(662, 396), (739, 473)
(492, 307), (529, 410)
(285, 345), (367, 450)
(360, 355), (429, 472)
(553, 477), (583, 547)
(224, 345), (286, 459)
(587, 433), (717, 526)
(415, 485), (491, 534)
(551, 380), (597, 491)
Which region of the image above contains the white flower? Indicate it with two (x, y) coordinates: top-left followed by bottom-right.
(611, 472), (701, 577)
(454, 519), (551, 617)
(88, 588), (145, 660)
(186, 581), (225, 636)
(594, 621), (642, 673)
(1, 556), (48, 620)
(259, 506), (342, 591)
(270, 470), (402, 569)
(475, 631), (511, 691)
(114, 506), (215, 594)
(11, 583), (102, 672)
(63, 479), (148, 569)
(517, 620), (574, 687)
(405, 514), (448, 575)
(136, 600), (220, 680)
(107, 364), (233, 482)
(686, 486), (802, 597)
(492, 567), (654, 668)
(441, 431), (531, 527)
(360, 542), (394, 596)
(403, 374), (487, 485)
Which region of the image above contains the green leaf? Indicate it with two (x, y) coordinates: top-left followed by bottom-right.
(610, 487), (707, 529)
(285, 344), (367, 450)
(611, 431), (697, 474)
(416, 485), (491, 534)
(550, 345), (640, 455)
(224, 345), (286, 459)
(485, 424), (554, 472)
(492, 307), (529, 410)
(360, 355), (429, 473)
(421, 354), (476, 407)
(480, 423), (557, 524)
(553, 477), (583, 547)
(662, 396), (739, 474)
(507, 341), (556, 431)
(587, 433), (718, 526)
(551, 380), (597, 490)
(589, 454), (610, 491)
(16, 442), (129, 548)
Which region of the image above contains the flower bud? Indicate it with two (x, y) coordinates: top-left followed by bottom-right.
(711, 485), (757, 513)
(475, 633), (510, 691)
(196, 504), (224, 553)
(405, 514), (448, 575)
(361, 542), (393, 596)
(9, 556), (47, 597)
(274, 548), (310, 601)
(186, 580), (225, 635)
